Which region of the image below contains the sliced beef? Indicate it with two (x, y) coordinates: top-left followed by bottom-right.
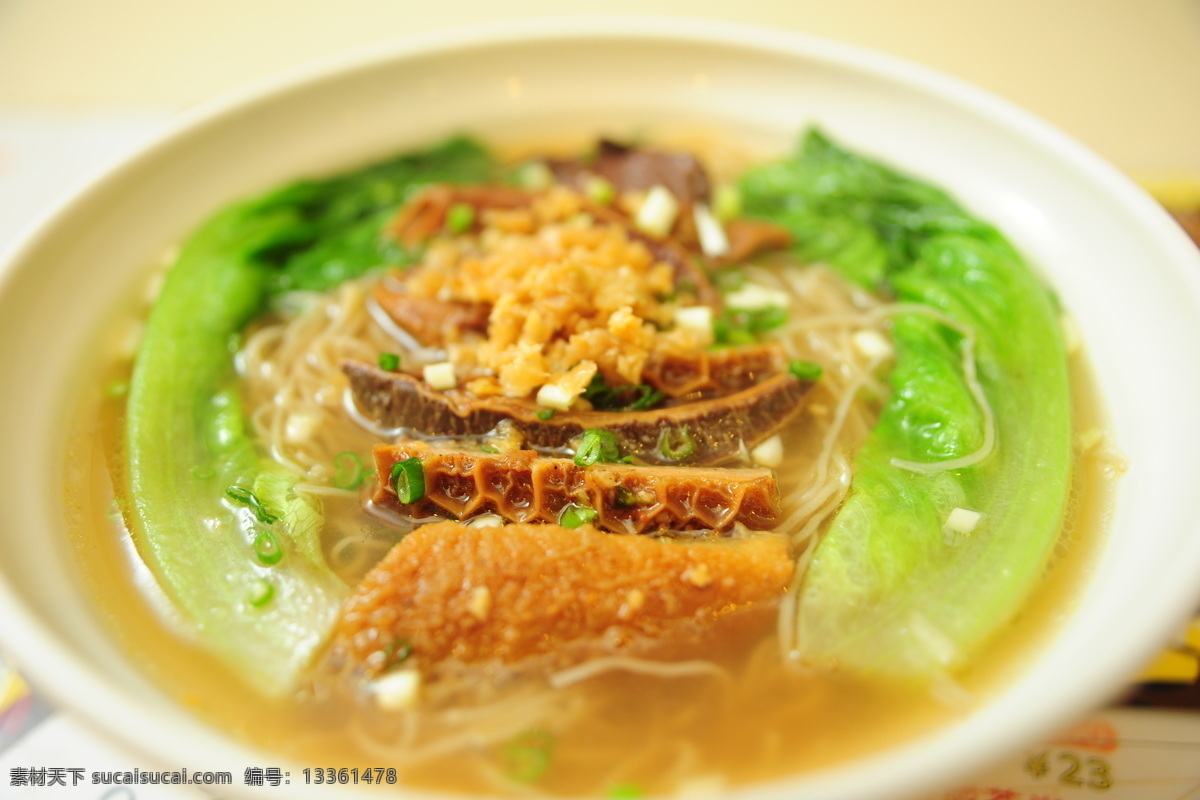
(372, 440), (780, 534)
(331, 521), (793, 674)
(642, 342), (786, 399)
(549, 142), (797, 274)
(343, 361), (814, 466)
(550, 141), (712, 260)
(371, 283), (489, 349)
(549, 139), (712, 208)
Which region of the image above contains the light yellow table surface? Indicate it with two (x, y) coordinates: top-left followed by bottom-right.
(0, 0), (1198, 179)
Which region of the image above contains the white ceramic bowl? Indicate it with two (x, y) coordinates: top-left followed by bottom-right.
(2, 17), (1200, 800)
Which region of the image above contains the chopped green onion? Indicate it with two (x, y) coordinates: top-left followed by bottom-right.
(574, 429), (621, 467)
(582, 374), (612, 405)
(501, 729), (556, 783)
(378, 352), (401, 371)
(567, 211), (594, 228)
(390, 457), (426, 504)
(750, 305), (788, 330)
(445, 202), (476, 234)
(560, 504), (599, 529)
(583, 374), (664, 412)
(584, 175), (616, 205)
(714, 269), (746, 292)
(480, 444), (500, 454)
(666, 277), (700, 304)
(515, 161), (554, 190)
(713, 305), (789, 345)
(247, 578), (275, 607)
(382, 637), (414, 669)
(536, 408), (555, 421)
(613, 487), (643, 509)
(226, 485), (280, 524)
(607, 784), (645, 800)
(332, 451), (368, 490)
(788, 359), (824, 381)
(713, 184), (743, 221)
(713, 319), (757, 345)
(658, 426), (697, 461)
(252, 530), (283, 566)
(628, 385), (664, 411)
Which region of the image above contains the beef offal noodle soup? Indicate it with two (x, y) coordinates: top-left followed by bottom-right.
(77, 130), (1120, 795)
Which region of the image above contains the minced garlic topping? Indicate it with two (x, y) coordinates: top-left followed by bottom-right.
(401, 185), (710, 404)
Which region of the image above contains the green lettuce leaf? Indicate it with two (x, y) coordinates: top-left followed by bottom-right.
(742, 130), (1072, 677)
(124, 136), (495, 694)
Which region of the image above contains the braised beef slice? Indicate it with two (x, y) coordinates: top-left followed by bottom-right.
(550, 141), (795, 270)
(550, 139), (712, 207)
(343, 361), (814, 466)
(372, 283), (489, 349)
(331, 521), (793, 674)
(372, 440), (780, 534)
(549, 141), (710, 260)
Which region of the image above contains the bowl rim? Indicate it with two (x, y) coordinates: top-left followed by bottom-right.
(2, 15), (1200, 800)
